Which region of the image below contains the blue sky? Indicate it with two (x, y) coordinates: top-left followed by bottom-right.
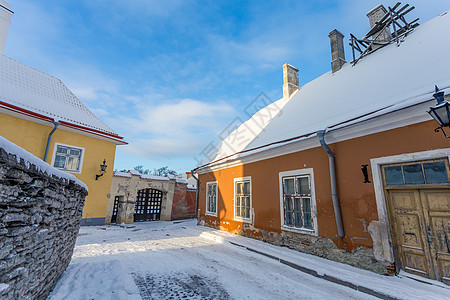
(4, 0), (449, 175)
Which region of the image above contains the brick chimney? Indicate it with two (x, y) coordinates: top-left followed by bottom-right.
(367, 4), (391, 50)
(282, 63), (299, 100)
(328, 29), (346, 73)
(0, 0), (12, 53)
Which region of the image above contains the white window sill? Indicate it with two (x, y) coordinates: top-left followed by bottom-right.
(234, 217), (252, 224)
(54, 168), (82, 174)
(281, 225), (316, 236)
(205, 211), (218, 217)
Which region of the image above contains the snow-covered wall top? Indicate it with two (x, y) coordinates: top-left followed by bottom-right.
(0, 136), (87, 190)
(113, 170), (177, 182)
(129, 170), (141, 176)
(113, 171), (132, 178)
(140, 174), (170, 181)
(202, 11), (450, 166)
(0, 54), (118, 136)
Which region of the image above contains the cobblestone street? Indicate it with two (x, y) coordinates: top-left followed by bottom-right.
(48, 220), (383, 299)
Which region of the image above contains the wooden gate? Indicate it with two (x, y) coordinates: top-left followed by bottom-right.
(134, 188), (163, 222)
(111, 196), (120, 224)
(382, 159), (450, 283)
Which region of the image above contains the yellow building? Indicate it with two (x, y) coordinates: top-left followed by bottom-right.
(0, 53), (127, 225)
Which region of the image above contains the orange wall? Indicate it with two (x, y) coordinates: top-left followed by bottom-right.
(198, 120), (449, 251)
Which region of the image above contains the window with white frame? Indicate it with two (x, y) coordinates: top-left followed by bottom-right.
(279, 169), (317, 233)
(206, 182), (218, 216)
(234, 177), (251, 220)
(52, 143), (84, 173)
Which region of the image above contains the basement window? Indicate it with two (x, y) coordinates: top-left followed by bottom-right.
(279, 169), (317, 235)
(234, 177), (252, 222)
(206, 182), (218, 216)
(51, 143), (85, 173)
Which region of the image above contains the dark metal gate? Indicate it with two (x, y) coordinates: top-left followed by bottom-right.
(111, 196), (120, 224)
(134, 188), (163, 222)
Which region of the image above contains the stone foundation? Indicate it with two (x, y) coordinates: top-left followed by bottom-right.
(198, 218), (391, 275)
(0, 147), (88, 299)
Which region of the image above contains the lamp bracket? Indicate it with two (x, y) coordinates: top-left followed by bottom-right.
(434, 127), (450, 138)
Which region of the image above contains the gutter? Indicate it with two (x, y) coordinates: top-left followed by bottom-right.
(43, 121), (59, 162)
(191, 170), (200, 220)
(317, 130), (344, 238)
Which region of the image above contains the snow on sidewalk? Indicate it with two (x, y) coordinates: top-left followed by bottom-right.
(48, 220), (448, 300)
(197, 225), (450, 300)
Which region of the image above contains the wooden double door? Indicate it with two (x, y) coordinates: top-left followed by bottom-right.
(383, 159), (450, 283)
(386, 187), (450, 282)
(134, 188), (163, 222)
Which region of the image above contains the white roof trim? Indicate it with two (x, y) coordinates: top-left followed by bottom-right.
(196, 100), (434, 174)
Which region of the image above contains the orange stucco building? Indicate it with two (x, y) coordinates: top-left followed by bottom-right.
(195, 6), (450, 283)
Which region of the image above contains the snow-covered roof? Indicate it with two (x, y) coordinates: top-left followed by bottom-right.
(199, 11), (450, 168)
(140, 174), (169, 181)
(0, 136), (87, 190)
(176, 178), (188, 184)
(186, 176), (197, 189)
(113, 171), (132, 178)
(198, 97), (286, 166)
(0, 54), (125, 143)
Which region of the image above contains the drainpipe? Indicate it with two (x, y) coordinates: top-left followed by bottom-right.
(43, 121), (59, 162)
(317, 130), (344, 237)
(191, 170), (200, 219)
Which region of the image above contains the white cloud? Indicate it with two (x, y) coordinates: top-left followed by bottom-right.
(123, 137), (202, 159)
(135, 99), (234, 134)
(108, 98), (236, 160)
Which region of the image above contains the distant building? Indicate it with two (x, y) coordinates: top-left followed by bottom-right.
(195, 6), (450, 283)
(186, 171), (198, 189)
(0, 1), (126, 225)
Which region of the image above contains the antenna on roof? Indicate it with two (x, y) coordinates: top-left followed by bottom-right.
(349, 2), (419, 66)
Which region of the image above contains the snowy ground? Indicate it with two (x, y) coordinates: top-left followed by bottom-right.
(48, 219), (449, 300)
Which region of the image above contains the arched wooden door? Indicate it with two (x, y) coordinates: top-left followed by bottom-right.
(134, 188), (163, 222)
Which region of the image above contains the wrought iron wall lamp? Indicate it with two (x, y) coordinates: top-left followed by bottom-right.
(95, 159), (107, 180)
(427, 85), (450, 138)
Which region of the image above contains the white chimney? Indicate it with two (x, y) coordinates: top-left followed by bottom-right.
(282, 63), (299, 100)
(0, 0), (12, 53)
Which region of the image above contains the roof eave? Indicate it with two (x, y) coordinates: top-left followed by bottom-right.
(0, 100), (127, 145)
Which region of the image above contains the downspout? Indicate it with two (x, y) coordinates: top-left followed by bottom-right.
(43, 121), (60, 162)
(317, 130), (344, 237)
(191, 170), (200, 220)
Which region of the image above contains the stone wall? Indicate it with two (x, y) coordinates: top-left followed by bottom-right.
(0, 147), (88, 299)
(106, 171), (196, 224)
(106, 172), (175, 224)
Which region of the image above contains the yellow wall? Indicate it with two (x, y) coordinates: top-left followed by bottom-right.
(0, 112), (117, 220)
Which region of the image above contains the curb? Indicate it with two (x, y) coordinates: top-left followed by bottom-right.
(229, 241), (398, 300)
